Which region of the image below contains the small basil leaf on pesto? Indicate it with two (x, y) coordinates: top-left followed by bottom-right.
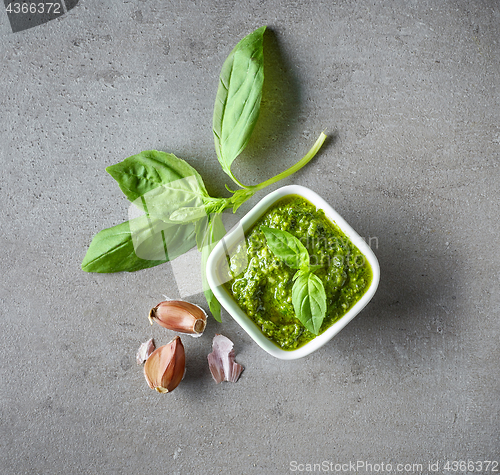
(261, 226), (309, 269)
(291, 271), (327, 335)
(292, 267), (309, 282)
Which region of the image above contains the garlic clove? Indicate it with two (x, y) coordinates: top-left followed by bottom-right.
(207, 334), (244, 383)
(144, 336), (185, 393)
(136, 338), (156, 365)
(148, 300), (207, 337)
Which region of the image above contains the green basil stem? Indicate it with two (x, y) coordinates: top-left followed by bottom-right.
(244, 132), (327, 192)
(228, 172), (248, 190)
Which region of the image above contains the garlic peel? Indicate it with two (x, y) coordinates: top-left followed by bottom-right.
(144, 336), (185, 393)
(136, 338), (155, 365)
(149, 300), (207, 336)
(208, 334), (244, 383)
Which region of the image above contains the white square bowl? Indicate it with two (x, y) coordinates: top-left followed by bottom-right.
(206, 185), (380, 359)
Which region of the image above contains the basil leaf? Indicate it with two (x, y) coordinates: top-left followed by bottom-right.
(213, 26), (266, 182)
(292, 267), (308, 282)
(200, 214), (226, 321)
(136, 175), (210, 224)
(291, 271), (327, 335)
(204, 278), (222, 322)
(130, 214), (196, 262)
(261, 226), (309, 269)
(169, 197), (230, 223)
(169, 206), (209, 223)
(81, 221), (166, 273)
(106, 150), (208, 203)
(81, 217), (196, 273)
(194, 215), (209, 252)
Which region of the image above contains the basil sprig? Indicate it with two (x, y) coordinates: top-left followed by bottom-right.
(261, 227), (327, 334)
(81, 26), (327, 322)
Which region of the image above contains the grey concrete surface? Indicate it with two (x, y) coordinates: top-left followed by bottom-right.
(1, 0), (499, 474)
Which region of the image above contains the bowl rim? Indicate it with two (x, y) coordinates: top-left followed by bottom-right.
(206, 185), (380, 360)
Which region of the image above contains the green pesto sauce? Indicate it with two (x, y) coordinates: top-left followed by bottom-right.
(224, 195), (373, 351)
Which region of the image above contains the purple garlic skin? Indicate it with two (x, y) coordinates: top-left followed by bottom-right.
(136, 338), (156, 365)
(208, 334), (244, 383)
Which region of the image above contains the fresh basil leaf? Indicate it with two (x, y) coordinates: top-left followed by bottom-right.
(169, 197), (230, 223)
(213, 26), (266, 183)
(204, 286), (222, 323)
(194, 215), (209, 252)
(200, 214), (226, 321)
(106, 150), (208, 203)
(129, 213), (197, 261)
(261, 226), (309, 269)
(292, 267), (308, 282)
(81, 221), (166, 273)
(81, 217), (196, 273)
(169, 206), (209, 223)
(136, 175), (209, 224)
(291, 271), (327, 335)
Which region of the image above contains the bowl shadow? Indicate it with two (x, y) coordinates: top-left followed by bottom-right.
(322, 219), (464, 377)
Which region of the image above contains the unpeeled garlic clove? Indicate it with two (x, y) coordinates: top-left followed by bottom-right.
(148, 300), (207, 337)
(144, 336), (185, 393)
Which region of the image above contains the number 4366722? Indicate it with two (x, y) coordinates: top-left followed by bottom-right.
(6, 3), (62, 14)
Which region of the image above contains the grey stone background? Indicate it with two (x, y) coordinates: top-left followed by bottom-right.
(1, 0), (499, 474)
